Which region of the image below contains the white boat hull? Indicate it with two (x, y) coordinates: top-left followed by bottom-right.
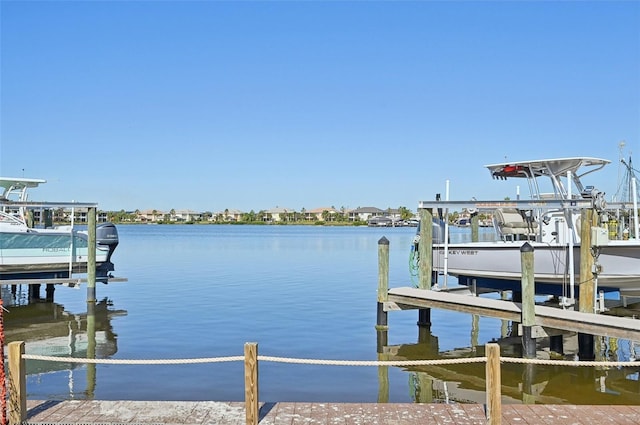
(433, 240), (640, 296)
(0, 229), (113, 277)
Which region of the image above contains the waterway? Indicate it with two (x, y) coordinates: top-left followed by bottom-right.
(3, 225), (640, 404)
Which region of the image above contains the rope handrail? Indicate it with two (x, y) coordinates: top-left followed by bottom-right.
(21, 353), (640, 368)
(21, 354), (244, 364)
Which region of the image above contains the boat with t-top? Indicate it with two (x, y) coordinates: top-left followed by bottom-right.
(416, 157), (640, 300)
(0, 177), (119, 281)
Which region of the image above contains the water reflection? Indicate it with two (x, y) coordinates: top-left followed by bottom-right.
(2, 286), (126, 397)
(380, 319), (640, 404)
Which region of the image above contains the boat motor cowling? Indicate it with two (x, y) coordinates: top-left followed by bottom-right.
(96, 222), (119, 263)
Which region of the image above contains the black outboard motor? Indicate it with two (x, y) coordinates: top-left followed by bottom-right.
(96, 222), (119, 263)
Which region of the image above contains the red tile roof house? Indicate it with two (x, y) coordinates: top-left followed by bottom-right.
(305, 207), (340, 221)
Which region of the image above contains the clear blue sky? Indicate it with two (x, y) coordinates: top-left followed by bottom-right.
(1, 1), (639, 213)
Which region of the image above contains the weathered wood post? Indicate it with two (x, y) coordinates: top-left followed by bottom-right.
(578, 208), (596, 360)
(471, 212), (479, 242)
(377, 237), (389, 351)
(418, 208), (433, 327)
(485, 343), (502, 425)
(418, 208), (433, 290)
(579, 208), (595, 313)
(520, 242), (536, 358)
(376, 237), (389, 330)
(87, 206), (97, 303)
(8, 341), (26, 425)
(244, 342), (259, 425)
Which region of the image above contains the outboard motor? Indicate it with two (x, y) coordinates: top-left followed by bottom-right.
(97, 222), (119, 263)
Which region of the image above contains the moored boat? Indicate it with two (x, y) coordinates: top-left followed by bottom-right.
(418, 157), (640, 299)
(0, 177), (119, 280)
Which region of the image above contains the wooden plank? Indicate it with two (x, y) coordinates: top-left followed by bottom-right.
(20, 401), (640, 424)
(388, 287), (640, 339)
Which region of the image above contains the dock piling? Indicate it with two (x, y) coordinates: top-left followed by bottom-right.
(485, 343), (502, 425)
(417, 208), (433, 326)
(376, 237), (389, 330)
(244, 342), (259, 425)
(417, 208), (433, 290)
(520, 242), (536, 358)
(87, 206), (97, 303)
(377, 236), (390, 351)
(8, 341), (26, 425)
(578, 208), (596, 360)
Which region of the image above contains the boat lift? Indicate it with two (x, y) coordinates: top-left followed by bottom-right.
(417, 196), (637, 309)
(1, 199), (127, 300)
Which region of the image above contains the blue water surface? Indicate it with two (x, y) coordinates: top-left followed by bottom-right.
(7, 224), (638, 404)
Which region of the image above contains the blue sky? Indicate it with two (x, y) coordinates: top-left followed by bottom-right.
(1, 1), (639, 213)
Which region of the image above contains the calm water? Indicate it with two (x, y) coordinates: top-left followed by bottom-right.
(3, 225), (640, 404)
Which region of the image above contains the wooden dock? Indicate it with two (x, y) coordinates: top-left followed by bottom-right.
(23, 400), (640, 424)
(385, 286), (640, 340)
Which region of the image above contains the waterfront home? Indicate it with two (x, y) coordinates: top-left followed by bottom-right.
(263, 207), (297, 222)
(347, 207), (384, 222)
(305, 207), (340, 221)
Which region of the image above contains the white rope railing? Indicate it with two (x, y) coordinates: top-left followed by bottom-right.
(21, 353), (640, 367)
(21, 354), (244, 364)
(10, 342), (640, 425)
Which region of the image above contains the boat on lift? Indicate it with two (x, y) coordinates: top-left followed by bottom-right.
(0, 177), (119, 280)
(419, 157), (640, 299)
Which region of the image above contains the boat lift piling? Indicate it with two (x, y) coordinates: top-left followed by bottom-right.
(417, 208), (433, 327)
(520, 242), (535, 358)
(87, 207), (97, 303)
(578, 208), (598, 360)
(376, 236), (389, 352)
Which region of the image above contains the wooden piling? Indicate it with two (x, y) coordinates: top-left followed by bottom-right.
(87, 206), (97, 303)
(377, 237), (389, 331)
(244, 342), (259, 425)
(579, 208), (596, 313)
(578, 208), (596, 360)
(8, 341), (26, 425)
(418, 209), (433, 327)
(471, 212), (479, 242)
(417, 208), (433, 290)
(520, 242), (536, 358)
(485, 343), (502, 425)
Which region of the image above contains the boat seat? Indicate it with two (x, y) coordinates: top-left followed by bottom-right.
(494, 208), (538, 241)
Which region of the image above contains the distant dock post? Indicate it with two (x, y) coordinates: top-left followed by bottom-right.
(87, 206), (97, 303)
(376, 237), (389, 350)
(417, 208), (433, 327)
(578, 208), (596, 361)
(520, 242), (536, 358)
(471, 212), (479, 242)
